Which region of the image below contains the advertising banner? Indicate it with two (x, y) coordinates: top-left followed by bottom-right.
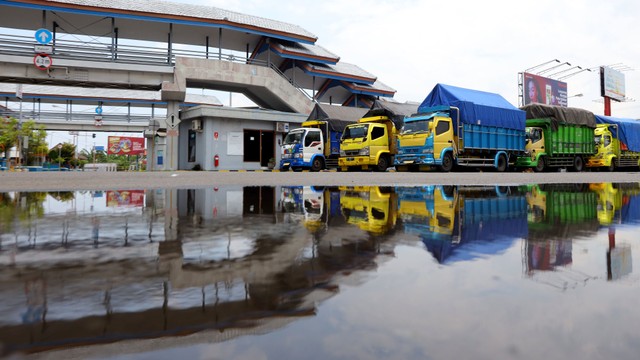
(106, 190), (145, 207)
(107, 136), (145, 155)
(600, 66), (626, 102)
(523, 72), (568, 107)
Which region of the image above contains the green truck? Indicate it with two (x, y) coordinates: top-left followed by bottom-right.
(516, 104), (596, 172)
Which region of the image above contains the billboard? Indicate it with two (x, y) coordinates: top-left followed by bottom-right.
(107, 136), (145, 155)
(523, 72), (568, 107)
(600, 66), (625, 102)
(106, 190), (145, 207)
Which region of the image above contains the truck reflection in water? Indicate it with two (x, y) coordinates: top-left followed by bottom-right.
(1, 183), (640, 358)
(397, 185), (528, 263)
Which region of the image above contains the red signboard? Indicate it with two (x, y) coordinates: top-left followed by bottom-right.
(106, 190), (145, 207)
(107, 136), (145, 155)
(33, 53), (52, 70)
(523, 72), (568, 107)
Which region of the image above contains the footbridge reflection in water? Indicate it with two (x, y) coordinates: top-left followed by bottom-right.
(1, 183), (639, 359)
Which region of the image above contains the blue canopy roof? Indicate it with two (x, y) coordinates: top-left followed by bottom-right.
(594, 115), (640, 152)
(418, 84), (525, 131)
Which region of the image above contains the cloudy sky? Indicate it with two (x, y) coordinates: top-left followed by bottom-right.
(184, 0), (638, 117)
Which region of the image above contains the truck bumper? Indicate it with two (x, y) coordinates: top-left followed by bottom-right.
(339, 156), (372, 168)
(394, 155), (437, 166)
(586, 158), (606, 167)
(280, 159), (307, 169)
(515, 158), (535, 167)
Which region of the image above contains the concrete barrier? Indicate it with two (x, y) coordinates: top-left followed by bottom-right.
(84, 163), (118, 172)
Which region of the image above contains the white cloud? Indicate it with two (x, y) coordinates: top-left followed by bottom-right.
(197, 0), (640, 117)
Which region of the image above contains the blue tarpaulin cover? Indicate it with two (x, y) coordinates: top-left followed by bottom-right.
(419, 84), (526, 131)
(620, 191), (640, 224)
(594, 115), (640, 152)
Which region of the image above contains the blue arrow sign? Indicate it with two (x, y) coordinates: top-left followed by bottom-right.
(35, 28), (52, 45)
(95, 106), (103, 115)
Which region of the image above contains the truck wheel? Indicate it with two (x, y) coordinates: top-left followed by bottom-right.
(496, 154), (507, 172)
(534, 157), (545, 172)
(440, 153), (454, 172)
(608, 160), (616, 172)
(573, 156), (584, 172)
(311, 158), (324, 172)
(376, 155), (389, 172)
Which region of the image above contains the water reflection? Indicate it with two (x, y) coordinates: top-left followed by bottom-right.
(1, 183), (639, 359)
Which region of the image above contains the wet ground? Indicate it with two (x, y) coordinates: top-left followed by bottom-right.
(1, 183), (639, 359)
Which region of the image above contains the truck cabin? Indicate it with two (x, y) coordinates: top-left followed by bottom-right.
(593, 132), (612, 148)
(401, 110), (450, 136)
(283, 128), (321, 148)
(525, 127), (543, 145)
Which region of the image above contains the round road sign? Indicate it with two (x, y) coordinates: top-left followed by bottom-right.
(33, 54), (52, 70)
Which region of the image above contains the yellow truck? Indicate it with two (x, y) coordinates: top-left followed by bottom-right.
(588, 183), (640, 226)
(339, 186), (397, 236)
(586, 115), (640, 171)
(338, 100), (417, 172)
(339, 115), (397, 172)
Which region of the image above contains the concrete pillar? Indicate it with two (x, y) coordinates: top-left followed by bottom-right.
(165, 101), (181, 171)
(164, 188), (179, 242)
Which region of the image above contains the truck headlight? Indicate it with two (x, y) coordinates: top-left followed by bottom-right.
(340, 150), (346, 156)
(359, 147), (370, 156)
(294, 153), (303, 159)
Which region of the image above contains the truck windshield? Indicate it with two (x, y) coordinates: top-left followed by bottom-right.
(526, 128), (542, 143)
(401, 120), (431, 135)
(594, 135), (601, 145)
(342, 124), (369, 139)
(283, 131), (304, 145)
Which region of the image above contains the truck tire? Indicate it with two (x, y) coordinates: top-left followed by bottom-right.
(311, 158), (324, 172)
(496, 154), (507, 172)
(534, 157), (546, 172)
(376, 155), (389, 172)
(573, 156), (584, 172)
(440, 153), (454, 172)
(608, 159), (616, 172)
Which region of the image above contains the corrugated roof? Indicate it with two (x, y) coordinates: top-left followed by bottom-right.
(35, 0), (317, 41)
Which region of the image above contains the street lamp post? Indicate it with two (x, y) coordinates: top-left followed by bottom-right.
(57, 144), (62, 170)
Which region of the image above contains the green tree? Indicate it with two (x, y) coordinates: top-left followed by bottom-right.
(47, 142), (76, 168)
(0, 117), (48, 165)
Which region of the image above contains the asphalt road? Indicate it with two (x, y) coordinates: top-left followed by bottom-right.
(1, 169), (639, 191)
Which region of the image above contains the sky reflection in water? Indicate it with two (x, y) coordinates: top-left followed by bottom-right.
(0, 183), (639, 360)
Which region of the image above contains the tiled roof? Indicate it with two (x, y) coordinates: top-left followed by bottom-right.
(41, 0), (317, 40)
(271, 40), (339, 64)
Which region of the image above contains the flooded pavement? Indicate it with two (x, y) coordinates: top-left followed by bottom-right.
(1, 183), (639, 360)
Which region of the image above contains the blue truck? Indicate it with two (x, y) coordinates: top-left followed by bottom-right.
(394, 84), (526, 172)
